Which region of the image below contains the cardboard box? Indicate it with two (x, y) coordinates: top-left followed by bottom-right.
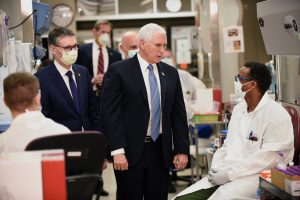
(271, 167), (286, 190)
(285, 175), (300, 196)
(271, 167), (300, 196)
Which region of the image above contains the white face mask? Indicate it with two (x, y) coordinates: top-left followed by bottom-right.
(234, 80), (253, 99)
(127, 49), (139, 58)
(161, 58), (175, 67)
(98, 33), (111, 46)
(61, 49), (78, 65)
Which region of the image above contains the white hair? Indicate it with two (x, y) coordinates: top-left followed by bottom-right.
(138, 23), (166, 43)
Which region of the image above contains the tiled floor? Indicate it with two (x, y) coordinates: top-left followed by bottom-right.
(98, 164), (193, 200)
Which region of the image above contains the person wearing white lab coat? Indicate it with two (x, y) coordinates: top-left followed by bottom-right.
(0, 72), (70, 152)
(174, 61), (294, 200)
(162, 50), (206, 118)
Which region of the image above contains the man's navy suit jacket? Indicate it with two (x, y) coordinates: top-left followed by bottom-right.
(35, 62), (100, 131)
(76, 43), (122, 76)
(101, 55), (190, 168)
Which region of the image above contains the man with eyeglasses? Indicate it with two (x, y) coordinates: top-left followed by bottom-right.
(35, 27), (100, 132)
(174, 62), (294, 200)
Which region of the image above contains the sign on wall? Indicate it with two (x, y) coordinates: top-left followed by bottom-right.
(223, 25), (245, 53)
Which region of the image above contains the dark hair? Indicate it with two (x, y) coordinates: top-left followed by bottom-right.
(93, 20), (112, 31)
(244, 61), (271, 94)
(48, 27), (75, 46)
(4, 72), (40, 112)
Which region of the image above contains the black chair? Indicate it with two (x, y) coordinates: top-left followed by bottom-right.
(25, 131), (107, 200)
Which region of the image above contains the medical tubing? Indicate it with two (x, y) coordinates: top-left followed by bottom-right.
(9, 10), (37, 30)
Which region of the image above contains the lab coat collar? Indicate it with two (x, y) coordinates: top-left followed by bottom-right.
(243, 92), (269, 114)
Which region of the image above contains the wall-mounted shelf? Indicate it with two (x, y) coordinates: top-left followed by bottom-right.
(76, 11), (195, 21)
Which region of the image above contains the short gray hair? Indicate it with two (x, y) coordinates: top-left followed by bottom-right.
(138, 23), (166, 42)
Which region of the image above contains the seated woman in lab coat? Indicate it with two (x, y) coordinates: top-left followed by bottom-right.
(0, 72), (70, 152)
(174, 62), (294, 200)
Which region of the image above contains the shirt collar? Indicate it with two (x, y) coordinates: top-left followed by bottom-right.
(54, 60), (75, 77)
(137, 53), (157, 72)
(93, 40), (100, 49)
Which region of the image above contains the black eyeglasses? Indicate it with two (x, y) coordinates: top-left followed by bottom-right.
(235, 74), (252, 82)
(55, 44), (79, 52)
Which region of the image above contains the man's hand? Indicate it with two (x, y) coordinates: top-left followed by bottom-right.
(92, 74), (104, 87)
(113, 153), (128, 171)
(207, 168), (230, 185)
(173, 154), (188, 170)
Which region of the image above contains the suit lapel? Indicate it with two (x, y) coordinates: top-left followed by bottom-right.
(49, 63), (80, 114)
(87, 44), (93, 75)
(131, 55), (148, 103)
(157, 63), (166, 111)
(73, 65), (83, 115)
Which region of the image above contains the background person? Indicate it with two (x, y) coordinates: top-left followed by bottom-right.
(0, 72), (70, 152)
(162, 49), (206, 113)
(174, 61), (294, 200)
(162, 49), (207, 193)
(76, 20), (122, 106)
(119, 31), (139, 59)
(101, 23), (190, 200)
(35, 27), (100, 132)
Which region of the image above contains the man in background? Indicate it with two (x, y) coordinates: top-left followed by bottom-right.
(76, 20), (122, 105)
(0, 72), (70, 152)
(35, 27), (100, 132)
(174, 62), (294, 199)
(119, 31), (139, 59)
(101, 23), (189, 200)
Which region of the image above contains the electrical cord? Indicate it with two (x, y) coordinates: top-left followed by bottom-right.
(33, 13), (37, 69)
(9, 10), (37, 30)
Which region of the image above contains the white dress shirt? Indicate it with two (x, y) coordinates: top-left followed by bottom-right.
(54, 60), (77, 98)
(54, 61), (84, 131)
(111, 53), (162, 156)
(137, 53), (162, 136)
(92, 40), (109, 76)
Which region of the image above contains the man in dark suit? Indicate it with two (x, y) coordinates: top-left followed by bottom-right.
(35, 27), (100, 132)
(75, 20), (122, 105)
(101, 23), (190, 200)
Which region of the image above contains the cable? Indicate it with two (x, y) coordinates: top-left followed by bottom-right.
(9, 10), (37, 30)
(33, 13), (37, 69)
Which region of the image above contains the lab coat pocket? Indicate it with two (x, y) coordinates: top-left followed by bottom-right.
(246, 139), (260, 153)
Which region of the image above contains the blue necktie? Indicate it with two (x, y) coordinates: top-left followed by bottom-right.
(147, 64), (160, 141)
(66, 71), (80, 113)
